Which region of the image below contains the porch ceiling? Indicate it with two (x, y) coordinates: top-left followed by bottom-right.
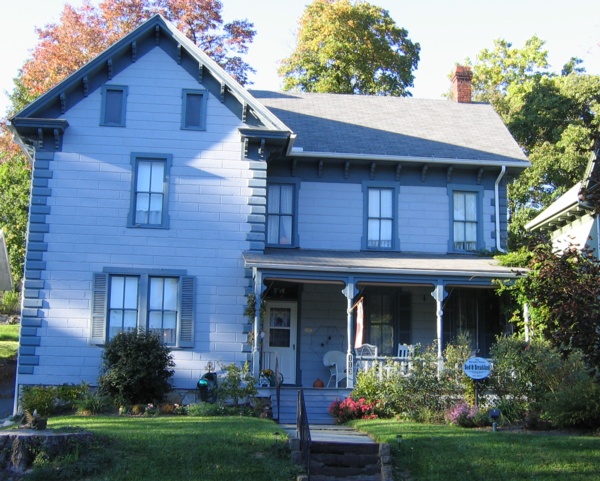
(243, 249), (525, 279)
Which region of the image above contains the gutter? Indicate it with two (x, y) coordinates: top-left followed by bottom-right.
(287, 150), (529, 170)
(495, 165), (507, 253)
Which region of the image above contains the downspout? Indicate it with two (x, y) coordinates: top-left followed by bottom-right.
(495, 165), (507, 253)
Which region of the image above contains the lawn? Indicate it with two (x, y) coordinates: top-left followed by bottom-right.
(354, 419), (600, 481)
(38, 415), (301, 481)
(0, 323), (18, 360)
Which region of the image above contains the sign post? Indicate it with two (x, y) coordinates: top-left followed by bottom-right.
(462, 357), (492, 407)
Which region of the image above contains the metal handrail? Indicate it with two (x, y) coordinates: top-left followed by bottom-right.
(297, 389), (311, 480)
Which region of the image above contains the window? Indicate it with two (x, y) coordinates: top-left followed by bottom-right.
(181, 89), (208, 130)
(91, 271), (195, 347)
(365, 186), (395, 249)
(129, 153), (172, 229)
(267, 183), (296, 246)
(100, 85), (127, 126)
(364, 288), (411, 356)
(451, 190), (480, 251)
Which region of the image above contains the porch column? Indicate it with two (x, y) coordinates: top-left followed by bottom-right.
(251, 268), (264, 378)
(343, 279), (358, 388)
(431, 283), (447, 372)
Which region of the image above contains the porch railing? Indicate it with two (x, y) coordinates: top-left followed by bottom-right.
(297, 389), (311, 480)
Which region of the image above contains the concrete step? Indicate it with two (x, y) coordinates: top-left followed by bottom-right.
(309, 441), (382, 481)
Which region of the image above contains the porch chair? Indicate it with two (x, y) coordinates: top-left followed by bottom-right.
(355, 343), (378, 373)
(323, 350), (347, 388)
(397, 343), (414, 375)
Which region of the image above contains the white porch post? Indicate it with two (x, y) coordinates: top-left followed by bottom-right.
(343, 279), (358, 388)
(251, 268), (263, 378)
(431, 283), (447, 373)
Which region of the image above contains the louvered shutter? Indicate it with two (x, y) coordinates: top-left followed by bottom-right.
(178, 276), (195, 347)
(90, 273), (108, 345)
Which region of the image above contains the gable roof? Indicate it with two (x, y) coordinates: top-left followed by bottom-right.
(10, 14), (290, 156)
(251, 90), (529, 170)
(526, 150), (599, 232)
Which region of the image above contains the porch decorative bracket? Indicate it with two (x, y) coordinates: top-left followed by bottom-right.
(177, 44), (182, 64)
(344, 161), (350, 179)
(477, 167), (484, 184)
(396, 164), (402, 181)
(421, 164), (429, 182)
(82, 76), (89, 97)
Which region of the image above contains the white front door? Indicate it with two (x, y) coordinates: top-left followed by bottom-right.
(265, 301), (297, 384)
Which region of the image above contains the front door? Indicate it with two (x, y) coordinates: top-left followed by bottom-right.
(265, 301), (297, 384)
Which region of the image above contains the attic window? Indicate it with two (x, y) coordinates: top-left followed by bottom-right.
(181, 89), (208, 130)
(101, 85), (127, 127)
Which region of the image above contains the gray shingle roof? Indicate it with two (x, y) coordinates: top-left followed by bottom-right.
(243, 249), (524, 279)
(250, 90), (528, 165)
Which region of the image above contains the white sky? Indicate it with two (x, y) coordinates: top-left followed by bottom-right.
(1, 0), (600, 115)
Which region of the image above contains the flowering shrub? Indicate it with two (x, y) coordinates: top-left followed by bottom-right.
(329, 397), (378, 424)
(445, 402), (490, 427)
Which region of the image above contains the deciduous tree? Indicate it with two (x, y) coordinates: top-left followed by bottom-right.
(279, 0), (420, 96)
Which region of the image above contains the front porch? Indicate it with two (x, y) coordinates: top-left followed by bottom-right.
(245, 249), (520, 393)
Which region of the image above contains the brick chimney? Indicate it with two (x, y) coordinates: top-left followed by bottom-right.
(452, 66), (473, 103)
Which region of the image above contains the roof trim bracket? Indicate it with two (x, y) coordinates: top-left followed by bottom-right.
(59, 93), (66, 114)
(318, 159), (323, 178)
(220, 83), (225, 103)
(107, 59), (113, 79)
(421, 164), (429, 182)
(447, 166), (453, 183)
(477, 167), (484, 184)
(344, 161), (350, 179)
(82, 75), (89, 96)
(131, 41), (137, 62)
(370, 162), (376, 180)
(395, 164), (402, 181)
(292, 158), (297, 177)
(155, 25), (160, 45)
(177, 44), (182, 64)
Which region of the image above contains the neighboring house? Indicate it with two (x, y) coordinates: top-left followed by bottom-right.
(0, 230), (11, 292)
(9, 15), (528, 411)
(526, 150), (600, 254)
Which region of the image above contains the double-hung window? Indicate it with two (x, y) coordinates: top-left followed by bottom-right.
(181, 89), (208, 130)
(451, 188), (481, 252)
(267, 183), (296, 246)
(129, 153), (171, 228)
(365, 185), (395, 250)
(100, 85), (127, 127)
(91, 271), (195, 347)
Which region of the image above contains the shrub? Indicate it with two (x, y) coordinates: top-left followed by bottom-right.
(329, 397), (378, 424)
(98, 330), (174, 405)
(21, 385), (57, 417)
(74, 390), (112, 415)
(186, 402), (253, 417)
(0, 290), (20, 314)
(217, 361), (257, 406)
(445, 402), (490, 427)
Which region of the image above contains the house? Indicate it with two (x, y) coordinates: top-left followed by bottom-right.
(525, 150), (600, 254)
(9, 15), (529, 418)
(0, 230), (11, 292)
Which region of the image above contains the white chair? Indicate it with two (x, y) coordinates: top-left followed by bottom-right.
(356, 343), (378, 358)
(397, 343), (413, 375)
(323, 350), (347, 387)
(355, 343), (378, 373)
(397, 344), (411, 359)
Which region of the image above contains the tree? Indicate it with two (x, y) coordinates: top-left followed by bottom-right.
(0, 156), (30, 285)
(278, 0), (420, 96)
(1, 0), (256, 288)
(462, 37), (600, 247)
(499, 241), (600, 376)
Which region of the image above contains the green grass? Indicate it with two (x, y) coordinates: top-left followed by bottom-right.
(38, 415), (301, 481)
(353, 419), (600, 481)
(0, 324), (18, 360)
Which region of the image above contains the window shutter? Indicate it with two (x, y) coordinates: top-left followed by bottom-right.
(179, 276), (195, 347)
(90, 273), (108, 345)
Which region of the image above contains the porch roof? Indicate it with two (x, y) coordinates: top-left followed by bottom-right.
(243, 249), (524, 280)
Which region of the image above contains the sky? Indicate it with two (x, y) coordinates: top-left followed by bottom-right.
(1, 0), (600, 115)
